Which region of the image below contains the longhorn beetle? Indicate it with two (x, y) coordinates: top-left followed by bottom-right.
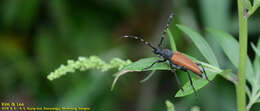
(121, 13), (212, 96)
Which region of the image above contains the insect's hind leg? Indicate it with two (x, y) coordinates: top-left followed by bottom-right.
(172, 63), (198, 96)
(170, 64), (184, 92)
(186, 70), (198, 97)
(196, 63), (215, 86)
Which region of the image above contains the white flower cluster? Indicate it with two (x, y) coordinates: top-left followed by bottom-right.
(47, 56), (132, 81)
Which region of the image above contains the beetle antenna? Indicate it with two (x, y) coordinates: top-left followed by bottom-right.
(158, 13), (174, 48)
(121, 35), (156, 50)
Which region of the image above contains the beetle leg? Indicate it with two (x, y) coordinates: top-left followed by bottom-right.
(196, 63), (215, 86)
(171, 63), (199, 96)
(170, 63), (183, 70)
(170, 64), (184, 92)
(186, 70), (198, 97)
(143, 59), (167, 70)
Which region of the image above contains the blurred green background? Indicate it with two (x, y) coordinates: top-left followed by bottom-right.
(0, 0), (259, 111)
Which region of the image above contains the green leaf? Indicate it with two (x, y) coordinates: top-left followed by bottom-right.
(167, 29), (177, 51)
(207, 28), (255, 84)
(207, 28), (239, 67)
(251, 43), (260, 56)
(242, 0), (252, 9)
(254, 0), (260, 6)
(117, 57), (169, 72)
(246, 85), (252, 98)
(248, 0), (260, 17)
(165, 100), (175, 111)
(175, 69), (231, 97)
(139, 70), (156, 83)
(111, 57), (169, 91)
(253, 92), (260, 103)
(191, 106), (200, 111)
(177, 24), (219, 67)
(253, 38), (260, 90)
(257, 96), (260, 103)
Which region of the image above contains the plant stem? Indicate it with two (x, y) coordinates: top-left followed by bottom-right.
(247, 92), (260, 111)
(236, 0), (248, 111)
(247, 5), (259, 18)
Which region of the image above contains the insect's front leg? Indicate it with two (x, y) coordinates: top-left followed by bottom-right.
(169, 63), (184, 92)
(186, 70), (198, 97)
(143, 59), (167, 70)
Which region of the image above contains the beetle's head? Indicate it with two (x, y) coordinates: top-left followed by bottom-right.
(153, 48), (162, 55)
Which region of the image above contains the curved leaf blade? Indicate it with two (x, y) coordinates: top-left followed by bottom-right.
(207, 28), (255, 84)
(111, 57), (169, 91)
(175, 69), (231, 97)
(251, 42), (260, 56)
(207, 28), (239, 67)
(116, 57), (169, 73)
(139, 70), (156, 83)
(167, 29), (177, 51)
(177, 24), (219, 67)
(166, 100), (175, 111)
(242, 0), (252, 9)
(253, 38), (260, 90)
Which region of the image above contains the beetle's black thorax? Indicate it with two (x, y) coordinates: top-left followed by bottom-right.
(153, 48), (173, 60)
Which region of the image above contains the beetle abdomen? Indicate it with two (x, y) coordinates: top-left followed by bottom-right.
(171, 51), (201, 75)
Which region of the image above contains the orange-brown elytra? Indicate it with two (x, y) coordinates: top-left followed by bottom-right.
(171, 52), (201, 75)
(121, 13), (212, 96)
